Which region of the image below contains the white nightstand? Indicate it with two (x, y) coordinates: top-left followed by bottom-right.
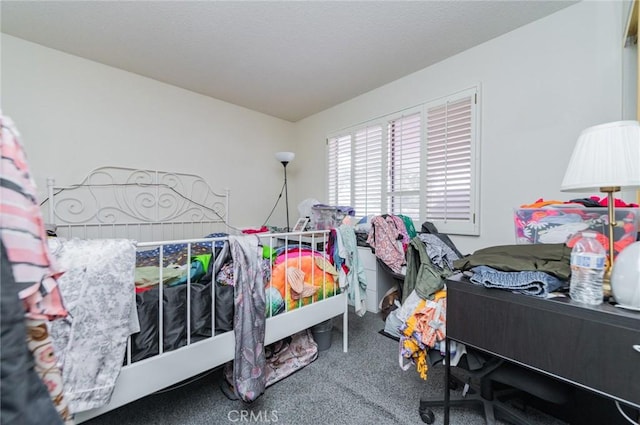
(357, 246), (401, 313)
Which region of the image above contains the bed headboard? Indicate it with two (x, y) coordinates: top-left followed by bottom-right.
(42, 166), (230, 242)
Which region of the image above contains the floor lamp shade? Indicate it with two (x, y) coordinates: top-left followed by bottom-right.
(275, 151), (295, 164)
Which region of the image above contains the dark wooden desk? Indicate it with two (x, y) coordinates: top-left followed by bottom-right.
(444, 274), (640, 424)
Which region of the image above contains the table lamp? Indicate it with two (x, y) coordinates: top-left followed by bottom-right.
(560, 120), (640, 296)
(275, 151), (295, 231)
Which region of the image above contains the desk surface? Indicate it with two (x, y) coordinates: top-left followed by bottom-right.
(445, 274), (640, 409)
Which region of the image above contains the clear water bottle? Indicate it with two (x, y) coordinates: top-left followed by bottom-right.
(569, 231), (606, 305)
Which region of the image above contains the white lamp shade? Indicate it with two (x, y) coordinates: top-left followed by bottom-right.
(275, 151), (295, 163)
(611, 241), (640, 310)
(560, 120), (640, 192)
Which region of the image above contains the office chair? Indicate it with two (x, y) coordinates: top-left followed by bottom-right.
(418, 349), (571, 425)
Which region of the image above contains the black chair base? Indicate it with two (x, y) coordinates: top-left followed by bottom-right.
(419, 386), (543, 425)
(419, 360), (571, 425)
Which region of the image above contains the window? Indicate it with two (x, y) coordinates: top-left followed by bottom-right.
(353, 125), (383, 216)
(327, 126), (383, 218)
(424, 88), (479, 235)
(326, 86), (480, 235)
(327, 134), (351, 207)
(387, 112), (421, 221)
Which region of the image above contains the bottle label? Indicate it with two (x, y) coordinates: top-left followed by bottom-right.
(571, 253), (606, 270)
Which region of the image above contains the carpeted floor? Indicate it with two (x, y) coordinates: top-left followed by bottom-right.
(83, 310), (569, 425)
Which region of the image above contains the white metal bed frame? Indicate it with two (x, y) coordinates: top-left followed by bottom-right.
(43, 167), (348, 423)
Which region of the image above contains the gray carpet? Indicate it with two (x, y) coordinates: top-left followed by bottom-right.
(84, 311), (568, 425)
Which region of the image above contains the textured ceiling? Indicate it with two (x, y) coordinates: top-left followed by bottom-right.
(1, 1), (578, 122)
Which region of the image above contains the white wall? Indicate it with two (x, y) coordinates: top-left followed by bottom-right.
(1, 35), (296, 229)
(294, 1), (633, 254)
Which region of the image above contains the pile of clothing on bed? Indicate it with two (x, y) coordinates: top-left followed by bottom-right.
(132, 237), (341, 359)
(131, 233), (231, 361)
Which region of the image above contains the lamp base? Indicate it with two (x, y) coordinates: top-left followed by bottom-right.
(601, 188), (618, 303)
(603, 268), (613, 301)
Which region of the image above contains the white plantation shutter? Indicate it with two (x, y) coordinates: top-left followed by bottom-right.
(353, 125), (383, 216)
(425, 87), (479, 235)
(327, 134), (352, 206)
(387, 112), (421, 221)
(326, 85), (480, 235)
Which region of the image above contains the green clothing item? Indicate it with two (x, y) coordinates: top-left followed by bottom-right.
(193, 254), (212, 274)
(398, 215), (417, 239)
(262, 245), (276, 260)
(453, 243), (572, 280)
(403, 236), (451, 302)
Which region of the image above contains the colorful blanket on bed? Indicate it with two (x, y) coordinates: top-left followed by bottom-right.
(268, 248), (339, 313)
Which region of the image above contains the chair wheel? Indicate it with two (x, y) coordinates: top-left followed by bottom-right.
(419, 408), (435, 424)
